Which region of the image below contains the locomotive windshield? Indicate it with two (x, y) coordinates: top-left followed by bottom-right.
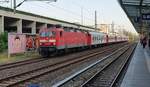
(40, 31), (55, 37)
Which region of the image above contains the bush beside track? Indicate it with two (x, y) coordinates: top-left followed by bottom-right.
(0, 32), (8, 52)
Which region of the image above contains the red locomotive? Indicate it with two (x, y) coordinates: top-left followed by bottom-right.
(39, 25), (128, 57)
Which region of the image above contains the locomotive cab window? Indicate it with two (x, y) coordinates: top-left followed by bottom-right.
(51, 31), (56, 38)
(40, 31), (56, 38)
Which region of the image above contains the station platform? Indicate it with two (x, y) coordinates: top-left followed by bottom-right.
(121, 42), (150, 87)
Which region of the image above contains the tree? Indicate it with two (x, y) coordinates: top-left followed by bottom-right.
(0, 32), (8, 52)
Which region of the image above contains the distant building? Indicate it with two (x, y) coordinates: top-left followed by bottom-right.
(98, 24), (110, 34)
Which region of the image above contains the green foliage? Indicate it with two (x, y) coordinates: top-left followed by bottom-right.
(0, 32), (8, 52)
(128, 32), (139, 42)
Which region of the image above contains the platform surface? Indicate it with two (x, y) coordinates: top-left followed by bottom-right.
(121, 42), (150, 87)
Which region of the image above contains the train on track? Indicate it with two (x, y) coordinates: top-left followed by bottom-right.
(38, 25), (128, 57)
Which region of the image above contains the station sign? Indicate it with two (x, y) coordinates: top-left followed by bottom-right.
(142, 13), (150, 20)
(134, 17), (140, 23)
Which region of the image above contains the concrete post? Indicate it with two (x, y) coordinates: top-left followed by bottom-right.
(31, 21), (36, 34)
(42, 24), (47, 28)
(36, 23), (47, 33)
(17, 19), (22, 33)
(0, 16), (4, 33)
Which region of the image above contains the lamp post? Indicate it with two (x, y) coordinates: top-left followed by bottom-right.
(13, 0), (57, 13)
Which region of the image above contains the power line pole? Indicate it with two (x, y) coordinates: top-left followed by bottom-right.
(13, 0), (16, 13)
(81, 7), (83, 25)
(11, 0), (13, 8)
(111, 21), (114, 34)
(95, 10), (97, 31)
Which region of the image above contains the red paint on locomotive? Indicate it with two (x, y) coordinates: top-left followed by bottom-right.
(39, 27), (90, 57)
(38, 27), (128, 57)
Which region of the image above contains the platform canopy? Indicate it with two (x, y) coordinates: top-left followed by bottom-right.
(118, 0), (150, 34)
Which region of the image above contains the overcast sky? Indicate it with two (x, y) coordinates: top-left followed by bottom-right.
(0, 0), (137, 33)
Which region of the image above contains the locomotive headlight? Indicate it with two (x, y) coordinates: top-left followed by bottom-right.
(53, 42), (56, 45)
(49, 40), (56, 42)
(40, 40), (47, 42)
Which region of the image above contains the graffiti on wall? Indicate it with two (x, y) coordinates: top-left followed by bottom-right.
(8, 33), (26, 54)
(8, 33), (40, 54)
(26, 34), (39, 51)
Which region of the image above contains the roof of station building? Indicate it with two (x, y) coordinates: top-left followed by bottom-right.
(118, 0), (150, 34)
(0, 6), (95, 30)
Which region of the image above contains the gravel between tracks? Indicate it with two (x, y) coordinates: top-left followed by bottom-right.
(55, 44), (130, 87)
(0, 42), (128, 87)
(83, 44), (136, 87)
(0, 44), (114, 80)
(28, 43), (129, 87)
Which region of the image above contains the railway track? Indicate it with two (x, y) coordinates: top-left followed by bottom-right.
(0, 43), (127, 87)
(0, 58), (46, 71)
(0, 42), (127, 71)
(82, 43), (136, 87)
(53, 43), (136, 87)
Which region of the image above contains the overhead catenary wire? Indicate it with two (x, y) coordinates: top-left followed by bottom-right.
(19, 1), (94, 25)
(68, 1), (95, 25)
(70, 1), (94, 16)
(47, 3), (95, 22)
(18, 2), (83, 23)
(45, 1), (96, 26)
(0, 0), (9, 3)
(1, 0), (95, 25)
(69, 1), (99, 27)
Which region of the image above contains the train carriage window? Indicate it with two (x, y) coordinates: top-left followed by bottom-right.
(99, 36), (101, 40)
